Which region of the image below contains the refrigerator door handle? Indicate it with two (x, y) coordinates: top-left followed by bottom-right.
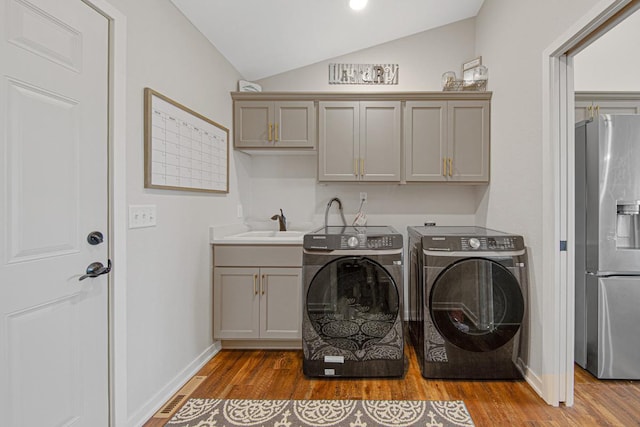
(587, 271), (640, 277)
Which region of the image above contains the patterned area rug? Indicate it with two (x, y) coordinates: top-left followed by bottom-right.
(166, 398), (475, 426)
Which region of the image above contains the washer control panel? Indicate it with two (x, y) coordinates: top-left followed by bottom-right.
(339, 234), (400, 250)
(303, 226), (403, 251)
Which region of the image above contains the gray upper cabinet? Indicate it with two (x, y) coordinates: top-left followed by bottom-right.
(575, 92), (640, 123)
(404, 101), (447, 181)
(231, 91), (491, 183)
(404, 99), (490, 182)
(318, 101), (401, 182)
(318, 101), (359, 181)
(234, 100), (315, 149)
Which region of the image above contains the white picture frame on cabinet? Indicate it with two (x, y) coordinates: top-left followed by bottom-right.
(462, 56), (482, 82)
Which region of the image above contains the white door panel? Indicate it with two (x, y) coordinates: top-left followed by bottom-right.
(7, 80), (80, 262)
(0, 0), (110, 425)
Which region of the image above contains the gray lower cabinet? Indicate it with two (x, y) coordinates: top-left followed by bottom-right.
(575, 92), (640, 123)
(318, 101), (401, 182)
(213, 267), (302, 340)
(213, 245), (302, 343)
(234, 100), (315, 149)
(404, 100), (490, 182)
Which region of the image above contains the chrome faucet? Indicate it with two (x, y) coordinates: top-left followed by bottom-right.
(271, 208), (287, 231)
(324, 197), (347, 229)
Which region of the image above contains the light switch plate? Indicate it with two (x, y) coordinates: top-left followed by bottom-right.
(129, 205), (157, 228)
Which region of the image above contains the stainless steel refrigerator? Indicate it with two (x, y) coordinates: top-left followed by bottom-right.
(575, 114), (640, 379)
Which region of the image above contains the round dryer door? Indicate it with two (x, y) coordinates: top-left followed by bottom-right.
(306, 256), (399, 351)
(430, 257), (524, 352)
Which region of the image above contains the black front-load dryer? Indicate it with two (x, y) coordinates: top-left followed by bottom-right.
(407, 226), (528, 380)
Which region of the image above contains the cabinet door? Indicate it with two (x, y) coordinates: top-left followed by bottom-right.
(274, 101), (316, 148)
(575, 98), (640, 123)
(596, 100), (640, 116)
(404, 101), (447, 181)
(447, 100), (490, 182)
(318, 101), (359, 181)
(360, 101), (401, 181)
(234, 101), (273, 148)
(259, 268), (302, 339)
(213, 267), (260, 339)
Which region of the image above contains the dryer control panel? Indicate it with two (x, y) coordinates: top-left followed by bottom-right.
(419, 233), (525, 252)
(461, 236), (520, 251)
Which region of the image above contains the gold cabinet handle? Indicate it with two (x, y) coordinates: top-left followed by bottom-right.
(268, 123), (272, 142)
(587, 105), (593, 119)
(443, 158), (447, 177)
(354, 158), (358, 176)
(360, 159), (364, 177)
(261, 274), (266, 295)
(253, 274), (258, 295)
(274, 123), (279, 142)
(595, 105), (600, 116)
(448, 158), (453, 177)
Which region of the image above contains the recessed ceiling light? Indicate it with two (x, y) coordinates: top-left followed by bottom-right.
(350, 0), (368, 11)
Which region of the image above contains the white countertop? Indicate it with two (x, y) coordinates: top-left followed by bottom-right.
(210, 222), (317, 245)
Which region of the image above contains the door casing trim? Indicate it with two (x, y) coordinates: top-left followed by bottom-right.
(80, 0), (128, 425)
(542, 0), (638, 407)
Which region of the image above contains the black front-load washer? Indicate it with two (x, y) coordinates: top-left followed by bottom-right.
(302, 226), (404, 377)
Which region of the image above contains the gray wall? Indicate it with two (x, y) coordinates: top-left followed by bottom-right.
(256, 0), (613, 399)
(258, 18), (478, 92)
(252, 19), (484, 319)
(102, 0), (633, 420)
(252, 18), (483, 230)
(104, 0), (248, 424)
(574, 9), (640, 90)
(474, 0), (601, 394)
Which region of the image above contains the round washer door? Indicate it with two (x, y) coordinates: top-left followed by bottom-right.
(429, 257), (524, 352)
(306, 256), (399, 351)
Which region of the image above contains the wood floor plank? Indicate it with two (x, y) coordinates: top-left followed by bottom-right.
(144, 344), (640, 426)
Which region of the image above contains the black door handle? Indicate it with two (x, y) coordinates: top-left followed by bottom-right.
(79, 259), (112, 281)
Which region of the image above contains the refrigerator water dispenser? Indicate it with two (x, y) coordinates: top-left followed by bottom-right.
(616, 202), (640, 249)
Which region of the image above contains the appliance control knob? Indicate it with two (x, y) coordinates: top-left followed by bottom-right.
(469, 237), (481, 249)
(347, 236), (359, 248)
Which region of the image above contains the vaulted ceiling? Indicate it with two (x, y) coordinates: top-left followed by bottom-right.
(170, 0), (484, 81)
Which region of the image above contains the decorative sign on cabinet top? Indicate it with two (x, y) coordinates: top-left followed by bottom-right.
(329, 63), (398, 85)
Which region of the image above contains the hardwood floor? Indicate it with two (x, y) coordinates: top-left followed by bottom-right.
(144, 342), (640, 426)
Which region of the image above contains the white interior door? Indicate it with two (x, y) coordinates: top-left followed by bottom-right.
(0, 0), (110, 425)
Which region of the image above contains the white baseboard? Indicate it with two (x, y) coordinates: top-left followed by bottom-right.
(127, 341), (222, 427)
(517, 357), (544, 401)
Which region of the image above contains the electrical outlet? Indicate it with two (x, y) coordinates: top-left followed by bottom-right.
(237, 204), (244, 218)
(129, 205), (157, 228)
(359, 192), (367, 202)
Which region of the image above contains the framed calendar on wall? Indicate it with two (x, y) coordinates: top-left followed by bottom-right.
(144, 87), (229, 193)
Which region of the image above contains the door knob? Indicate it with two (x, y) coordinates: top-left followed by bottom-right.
(87, 231), (104, 245)
(79, 259), (112, 281)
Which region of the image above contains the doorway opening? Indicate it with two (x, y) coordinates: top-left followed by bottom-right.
(544, 0), (640, 407)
